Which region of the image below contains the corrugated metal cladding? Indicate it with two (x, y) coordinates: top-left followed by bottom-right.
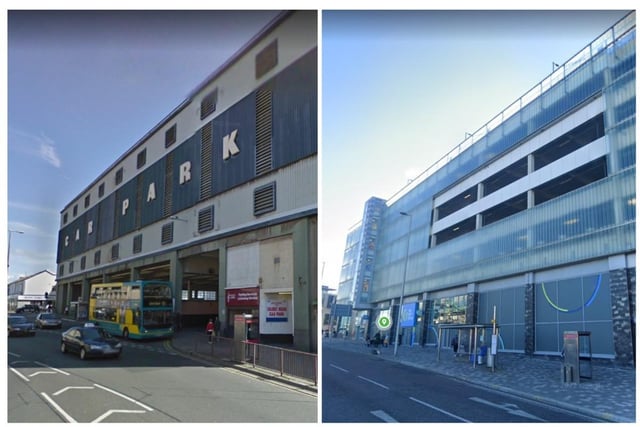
(57, 47), (317, 264)
(115, 176), (138, 235)
(140, 157), (167, 225)
(270, 48), (317, 168)
(211, 89), (257, 192)
(209, 47), (317, 194)
(170, 130), (202, 211)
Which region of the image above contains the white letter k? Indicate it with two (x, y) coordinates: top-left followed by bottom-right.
(223, 129), (240, 160)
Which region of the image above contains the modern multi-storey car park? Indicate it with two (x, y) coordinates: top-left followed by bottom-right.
(336, 12), (635, 365)
(55, 11), (318, 352)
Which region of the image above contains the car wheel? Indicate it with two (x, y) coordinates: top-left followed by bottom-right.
(80, 348), (87, 360)
(61, 342), (67, 353)
(123, 328), (129, 339)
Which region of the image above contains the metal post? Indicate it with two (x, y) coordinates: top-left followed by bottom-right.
(7, 229), (24, 269)
(280, 349), (284, 377)
(394, 212), (412, 357)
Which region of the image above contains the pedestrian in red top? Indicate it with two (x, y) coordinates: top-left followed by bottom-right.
(206, 318), (214, 343)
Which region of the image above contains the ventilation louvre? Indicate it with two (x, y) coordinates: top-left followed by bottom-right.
(254, 182), (276, 216)
(256, 89), (273, 175)
(161, 223), (174, 245)
(198, 206), (215, 233)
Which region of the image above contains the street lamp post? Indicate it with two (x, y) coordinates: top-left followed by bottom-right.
(394, 212), (412, 356)
(8, 229), (24, 269)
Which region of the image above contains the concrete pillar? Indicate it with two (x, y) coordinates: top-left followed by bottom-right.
(81, 278), (91, 303)
(169, 252), (183, 317)
(293, 218), (313, 352)
(218, 245), (228, 333)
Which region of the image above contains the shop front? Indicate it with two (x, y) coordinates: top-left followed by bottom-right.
(225, 286), (260, 339)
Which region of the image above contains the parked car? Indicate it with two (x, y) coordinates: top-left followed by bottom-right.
(35, 313), (63, 329)
(16, 304), (40, 313)
(60, 326), (122, 359)
(8, 315), (36, 337)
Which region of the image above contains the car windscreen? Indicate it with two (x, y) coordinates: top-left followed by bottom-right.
(9, 317), (27, 324)
(82, 328), (111, 340)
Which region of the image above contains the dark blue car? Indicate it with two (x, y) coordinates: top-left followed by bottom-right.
(60, 326), (122, 359)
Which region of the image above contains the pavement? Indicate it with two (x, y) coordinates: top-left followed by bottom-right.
(323, 336), (636, 423)
(167, 327), (318, 395)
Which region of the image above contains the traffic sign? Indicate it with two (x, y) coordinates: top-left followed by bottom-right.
(376, 314), (392, 331)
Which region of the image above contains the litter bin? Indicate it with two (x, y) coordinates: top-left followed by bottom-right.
(478, 346), (487, 365)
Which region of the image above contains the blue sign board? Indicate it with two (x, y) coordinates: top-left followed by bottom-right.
(331, 304), (352, 317)
(400, 302), (418, 327)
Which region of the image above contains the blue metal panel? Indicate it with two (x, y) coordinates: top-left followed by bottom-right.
(116, 178), (138, 236)
(84, 204), (99, 250)
(212, 92), (258, 194)
(58, 215), (85, 260)
(140, 156), (166, 227)
(170, 131), (202, 213)
(98, 193), (115, 246)
(271, 48), (317, 168)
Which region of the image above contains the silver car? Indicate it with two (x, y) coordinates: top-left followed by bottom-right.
(8, 315), (36, 337)
(35, 313), (63, 329)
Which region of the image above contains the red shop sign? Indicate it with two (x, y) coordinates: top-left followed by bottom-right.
(226, 287), (260, 307)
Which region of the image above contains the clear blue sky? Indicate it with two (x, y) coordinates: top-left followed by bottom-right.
(5, 10), (281, 282)
(321, 9), (633, 290)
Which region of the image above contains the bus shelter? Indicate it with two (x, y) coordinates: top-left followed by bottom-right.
(436, 324), (497, 369)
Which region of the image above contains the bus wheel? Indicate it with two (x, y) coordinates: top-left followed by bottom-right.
(123, 328), (129, 339)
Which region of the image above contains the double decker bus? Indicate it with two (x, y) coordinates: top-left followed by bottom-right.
(89, 281), (173, 340)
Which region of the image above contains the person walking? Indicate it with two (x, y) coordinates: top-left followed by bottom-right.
(206, 318), (214, 343)
(451, 334), (459, 357)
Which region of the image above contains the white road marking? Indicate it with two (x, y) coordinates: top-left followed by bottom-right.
(358, 375), (390, 390)
(34, 361), (71, 375)
(29, 371), (58, 377)
(41, 392), (77, 423)
(371, 409), (398, 422)
(409, 396), (472, 423)
(329, 364), (349, 373)
(54, 386), (95, 396)
(94, 383), (154, 411)
(469, 396), (546, 421)
(9, 367), (30, 382)
(92, 409), (146, 423)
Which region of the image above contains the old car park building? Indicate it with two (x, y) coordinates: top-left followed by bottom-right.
(55, 11), (318, 352)
(336, 12), (635, 365)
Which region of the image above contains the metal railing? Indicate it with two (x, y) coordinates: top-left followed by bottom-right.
(245, 342), (318, 386)
(180, 334), (317, 386)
